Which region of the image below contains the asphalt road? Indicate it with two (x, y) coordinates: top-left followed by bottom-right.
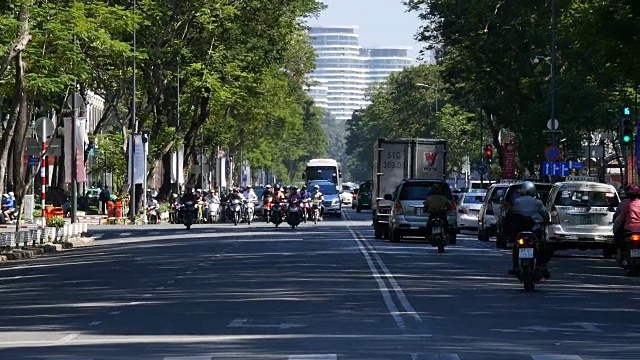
(0, 209), (639, 360)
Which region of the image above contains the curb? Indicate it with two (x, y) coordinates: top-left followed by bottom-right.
(0, 236), (96, 263)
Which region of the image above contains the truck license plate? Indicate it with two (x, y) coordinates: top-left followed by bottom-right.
(432, 226), (441, 234)
(519, 248), (534, 259)
(631, 249), (640, 258)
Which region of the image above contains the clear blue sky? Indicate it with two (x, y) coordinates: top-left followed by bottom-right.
(308, 0), (426, 62)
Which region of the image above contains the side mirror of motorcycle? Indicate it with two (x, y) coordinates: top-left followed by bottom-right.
(383, 194), (393, 201)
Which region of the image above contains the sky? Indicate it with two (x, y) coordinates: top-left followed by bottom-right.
(308, 0), (426, 62)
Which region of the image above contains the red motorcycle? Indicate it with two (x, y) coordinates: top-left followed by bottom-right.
(263, 196), (273, 222)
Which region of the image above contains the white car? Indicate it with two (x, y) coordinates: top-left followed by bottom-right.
(340, 184), (355, 205)
(457, 192), (486, 231)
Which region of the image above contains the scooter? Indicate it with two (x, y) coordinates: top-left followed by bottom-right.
(310, 199), (321, 224)
(180, 201), (197, 230)
(617, 232), (640, 277)
(515, 231), (546, 291)
(270, 201), (283, 227)
(263, 196), (273, 223)
(244, 199), (255, 225)
(207, 199), (220, 223)
(287, 200), (302, 229)
(301, 199), (310, 223)
(146, 205), (159, 224)
(427, 215), (447, 253)
(230, 198), (242, 226)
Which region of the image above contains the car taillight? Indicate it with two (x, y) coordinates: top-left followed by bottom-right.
(395, 202), (403, 215)
(631, 234), (640, 241)
(450, 202), (456, 211)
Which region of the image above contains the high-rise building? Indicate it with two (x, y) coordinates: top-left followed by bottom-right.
(307, 25), (412, 121)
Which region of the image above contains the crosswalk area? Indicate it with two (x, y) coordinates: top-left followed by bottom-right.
(34, 354), (592, 360)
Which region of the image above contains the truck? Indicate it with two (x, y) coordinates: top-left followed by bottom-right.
(372, 138), (448, 238)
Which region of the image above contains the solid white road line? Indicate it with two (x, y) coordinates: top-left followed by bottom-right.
(288, 355), (337, 360)
(531, 356), (583, 360)
(349, 228), (406, 331)
(163, 357), (212, 360)
(87, 321), (101, 326)
(55, 333), (80, 344)
(413, 354), (461, 360)
(109, 311), (121, 315)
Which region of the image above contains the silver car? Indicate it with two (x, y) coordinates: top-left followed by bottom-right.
(309, 181), (342, 218)
(387, 179), (457, 244)
(545, 176), (619, 255)
(457, 192), (485, 231)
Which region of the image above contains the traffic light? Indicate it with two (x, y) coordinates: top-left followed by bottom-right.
(622, 106), (632, 145)
(484, 144), (493, 163)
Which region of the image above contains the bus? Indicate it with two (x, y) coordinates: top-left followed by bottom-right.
(302, 158), (342, 187)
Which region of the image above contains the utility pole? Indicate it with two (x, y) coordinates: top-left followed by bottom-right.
(71, 81), (77, 224)
(550, 0), (558, 147)
(130, 0), (137, 223)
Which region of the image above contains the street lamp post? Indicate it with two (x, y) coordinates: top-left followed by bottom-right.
(129, 0), (138, 223)
(416, 83), (439, 119)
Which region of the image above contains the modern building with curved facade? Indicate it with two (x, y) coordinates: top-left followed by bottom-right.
(307, 25), (412, 121)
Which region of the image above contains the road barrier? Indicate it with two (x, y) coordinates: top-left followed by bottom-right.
(0, 222), (88, 249)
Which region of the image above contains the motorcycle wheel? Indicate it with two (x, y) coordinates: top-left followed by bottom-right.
(247, 211), (252, 225)
(522, 267), (536, 291)
(437, 242), (445, 253)
(234, 213), (239, 226)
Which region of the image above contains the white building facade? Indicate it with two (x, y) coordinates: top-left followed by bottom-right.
(308, 26), (412, 121)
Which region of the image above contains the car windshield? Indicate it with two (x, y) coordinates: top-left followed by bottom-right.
(463, 194), (485, 204)
(314, 183), (338, 195)
(554, 189), (619, 207)
(398, 182), (453, 201)
(359, 183), (371, 192)
(506, 184), (553, 204)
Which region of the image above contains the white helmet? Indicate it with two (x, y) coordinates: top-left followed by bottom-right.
(313, 185), (319, 190)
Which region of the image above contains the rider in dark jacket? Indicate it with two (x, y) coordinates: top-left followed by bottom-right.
(505, 181), (551, 277)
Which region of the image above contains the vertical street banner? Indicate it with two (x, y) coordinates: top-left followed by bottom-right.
(502, 142), (517, 179)
(127, 134), (145, 185)
(63, 117), (87, 183)
(170, 145), (184, 184)
(636, 119), (640, 182)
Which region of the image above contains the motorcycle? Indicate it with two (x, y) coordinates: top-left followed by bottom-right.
(310, 199), (322, 224)
(287, 200), (302, 229)
(616, 232), (640, 277)
(270, 201), (283, 227)
(197, 200), (206, 224)
(230, 198), (242, 225)
(180, 201), (197, 230)
(427, 215), (447, 253)
(207, 199), (220, 223)
(515, 231), (546, 291)
(244, 199), (255, 225)
(263, 196), (273, 223)
(301, 199), (310, 223)
(219, 200), (228, 223)
(146, 205), (159, 224)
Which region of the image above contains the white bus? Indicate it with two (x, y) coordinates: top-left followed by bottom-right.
(302, 158), (342, 187)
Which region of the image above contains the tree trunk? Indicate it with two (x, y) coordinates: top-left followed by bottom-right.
(12, 51), (29, 201)
(0, 95), (20, 195)
(159, 152), (172, 199)
(0, 5), (32, 81)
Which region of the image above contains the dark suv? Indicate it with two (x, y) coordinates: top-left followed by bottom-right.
(355, 180), (372, 212)
(386, 179), (457, 244)
(495, 182), (553, 248)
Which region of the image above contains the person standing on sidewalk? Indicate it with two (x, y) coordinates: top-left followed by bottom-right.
(99, 186), (110, 215)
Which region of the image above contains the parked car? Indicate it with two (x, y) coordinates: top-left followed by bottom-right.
(387, 179), (457, 244)
(457, 192), (485, 232)
(545, 176), (619, 257)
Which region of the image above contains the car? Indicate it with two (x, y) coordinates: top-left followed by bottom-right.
(494, 181), (554, 248)
(544, 176), (619, 257)
(457, 192), (485, 231)
(386, 179), (457, 244)
(354, 180), (372, 212)
(308, 180), (342, 218)
(477, 182), (511, 241)
(340, 184), (355, 205)
(253, 186), (265, 217)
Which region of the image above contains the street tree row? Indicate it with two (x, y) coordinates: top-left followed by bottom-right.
(0, 0), (328, 207)
(347, 0), (639, 181)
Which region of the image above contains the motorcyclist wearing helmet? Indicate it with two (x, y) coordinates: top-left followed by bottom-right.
(505, 181), (551, 276)
(288, 186), (301, 203)
(613, 184), (640, 241)
(310, 184), (325, 218)
(273, 185), (286, 203)
(423, 183), (451, 236)
(243, 185), (258, 202)
(181, 187), (198, 204)
(300, 185), (310, 200)
(228, 187), (243, 201)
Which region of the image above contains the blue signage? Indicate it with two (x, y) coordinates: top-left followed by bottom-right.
(27, 156), (39, 166)
(544, 146), (561, 161)
(542, 161), (584, 176)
